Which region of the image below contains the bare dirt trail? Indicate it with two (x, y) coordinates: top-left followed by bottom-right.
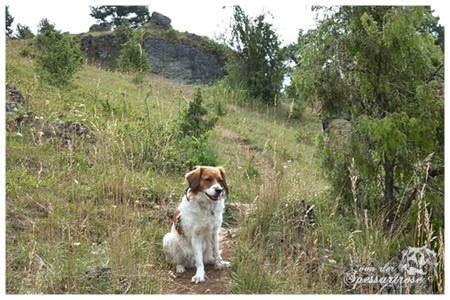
(217, 125), (278, 182)
(166, 125), (276, 294)
(167, 228), (237, 294)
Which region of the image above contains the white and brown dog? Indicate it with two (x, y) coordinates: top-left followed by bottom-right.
(163, 166), (230, 283)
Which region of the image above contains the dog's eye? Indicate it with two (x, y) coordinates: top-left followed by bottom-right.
(204, 178), (212, 183)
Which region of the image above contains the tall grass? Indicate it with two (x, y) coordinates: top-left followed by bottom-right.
(209, 79), (444, 294)
(5, 94), (173, 293)
(5, 39), (186, 293)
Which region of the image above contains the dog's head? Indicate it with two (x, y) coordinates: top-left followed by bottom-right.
(185, 166), (228, 201)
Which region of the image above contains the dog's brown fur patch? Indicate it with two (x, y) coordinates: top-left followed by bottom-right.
(174, 208), (185, 237)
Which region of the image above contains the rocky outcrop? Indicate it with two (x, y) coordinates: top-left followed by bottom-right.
(143, 37), (225, 84)
(79, 22), (227, 84)
(149, 12), (172, 29)
(79, 31), (127, 70)
(89, 22), (112, 32)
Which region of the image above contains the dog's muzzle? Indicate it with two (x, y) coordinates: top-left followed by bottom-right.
(205, 187), (223, 201)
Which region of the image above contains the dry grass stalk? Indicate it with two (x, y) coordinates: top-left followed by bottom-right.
(348, 157), (359, 222)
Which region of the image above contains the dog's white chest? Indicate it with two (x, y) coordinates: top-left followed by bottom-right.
(183, 198), (224, 231)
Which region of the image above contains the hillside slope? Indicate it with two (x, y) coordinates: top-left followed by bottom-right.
(5, 36), (327, 294)
(6, 37), (442, 294)
(77, 23), (227, 84)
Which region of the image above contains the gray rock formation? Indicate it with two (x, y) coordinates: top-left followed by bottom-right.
(144, 38), (225, 84)
(79, 27), (226, 84)
(79, 31), (127, 70)
(149, 12), (172, 30)
(89, 22), (112, 32)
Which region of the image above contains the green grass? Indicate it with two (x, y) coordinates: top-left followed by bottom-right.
(5, 37), (444, 294)
(5, 38), (187, 294)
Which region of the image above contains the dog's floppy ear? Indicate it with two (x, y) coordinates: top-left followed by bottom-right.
(185, 166), (202, 193)
(218, 166), (229, 196)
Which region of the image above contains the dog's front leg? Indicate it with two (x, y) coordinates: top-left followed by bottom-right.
(191, 235), (206, 283)
(212, 229), (230, 269)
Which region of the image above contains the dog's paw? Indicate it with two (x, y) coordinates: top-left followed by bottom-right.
(176, 265), (186, 273)
(214, 259), (230, 269)
(191, 272), (206, 283)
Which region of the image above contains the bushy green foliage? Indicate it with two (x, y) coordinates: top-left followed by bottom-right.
(89, 5), (151, 28)
(227, 5), (286, 105)
(34, 19), (84, 87)
(294, 6), (444, 234)
(16, 23), (35, 39)
(177, 87), (219, 168)
(117, 27), (151, 83)
(212, 97), (228, 116)
(179, 134), (219, 168)
(19, 44), (34, 58)
(288, 100), (306, 120)
(5, 6), (14, 36)
(37, 18), (56, 35)
(124, 87), (219, 171)
(179, 87), (218, 138)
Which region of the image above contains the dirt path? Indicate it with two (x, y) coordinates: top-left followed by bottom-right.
(166, 125), (275, 294)
(167, 227), (237, 294)
(217, 125), (278, 181)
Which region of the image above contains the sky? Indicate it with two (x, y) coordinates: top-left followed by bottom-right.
(4, 0), (317, 45)
(5, 0), (448, 46)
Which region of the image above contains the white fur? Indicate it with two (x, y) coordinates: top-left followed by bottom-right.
(163, 185), (230, 283)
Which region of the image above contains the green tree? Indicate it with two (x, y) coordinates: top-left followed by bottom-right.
(294, 6), (444, 232)
(89, 5), (150, 28)
(35, 19), (84, 87)
(227, 5), (286, 105)
(117, 27), (151, 83)
(179, 88), (218, 138)
(16, 23), (35, 39)
(37, 18), (56, 35)
(424, 6), (445, 52)
(5, 6), (14, 36)
(177, 88), (219, 168)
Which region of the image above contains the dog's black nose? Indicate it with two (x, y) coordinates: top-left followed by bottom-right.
(215, 187), (223, 194)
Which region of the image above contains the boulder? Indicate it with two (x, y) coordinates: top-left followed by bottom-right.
(149, 12), (172, 29)
(89, 22), (112, 32)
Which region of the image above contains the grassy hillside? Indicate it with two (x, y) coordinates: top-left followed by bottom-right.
(5, 37), (443, 294)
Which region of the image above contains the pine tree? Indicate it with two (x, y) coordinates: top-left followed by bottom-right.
(179, 88), (217, 138)
(34, 19), (84, 87)
(17, 24), (35, 39)
(5, 6), (14, 36)
(227, 6), (286, 105)
(89, 5), (150, 28)
(117, 28), (151, 77)
(294, 6), (444, 230)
